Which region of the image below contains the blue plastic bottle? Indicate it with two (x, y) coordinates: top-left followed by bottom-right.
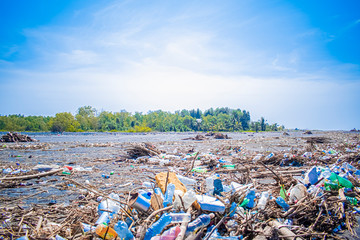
(144, 213), (172, 240)
(213, 179), (224, 196)
(186, 213), (214, 234)
(276, 197), (290, 211)
(114, 221), (134, 240)
(163, 183), (175, 207)
(245, 189), (256, 208)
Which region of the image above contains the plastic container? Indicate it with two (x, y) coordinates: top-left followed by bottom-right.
(163, 183), (176, 207)
(289, 184), (307, 203)
(114, 221), (134, 240)
(168, 213), (191, 223)
(144, 213), (172, 240)
(182, 190), (196, 210)
(186, 213), (214, 234)
(276, 197), (290, 211)
(257, 192), (269, 210)
(95, 223), (118, 240)
(196, 195), (226, 213)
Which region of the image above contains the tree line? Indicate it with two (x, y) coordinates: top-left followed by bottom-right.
(0, 106), (284, 132)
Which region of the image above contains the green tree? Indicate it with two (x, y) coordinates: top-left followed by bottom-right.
(50, 112), (80, 132)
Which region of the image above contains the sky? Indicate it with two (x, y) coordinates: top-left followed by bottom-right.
(0, 0), (359, 130)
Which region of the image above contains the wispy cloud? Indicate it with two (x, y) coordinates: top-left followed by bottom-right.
(0, 0), (359, 130)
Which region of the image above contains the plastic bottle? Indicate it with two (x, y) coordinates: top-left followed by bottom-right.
(182, 190), (196, 210)
(257, 192), (269, 210)
(151, 226), (181, 240)
(265, 152), (274, 160)
(173, 190), (185, 210)
(95, 211), (111, 225)
(213, 179), (224, 196)
(95, 223), (118, 240)
(276, 197), (290, 211)
(177, 175), (197, 190)
(206, 176), (215, 194)
(144, 213), (172, 240)
(168, 213), (191, 223)
(114, 221), (134, 240)
(163, 183), (176, 207)
(81, 223), (96, 233)
(329, 172), (353, 188)
(186, 213), (214, 234)
(346, 196), (358, 205)
(245, 189), (256, 208)
(55, 235), (66, 240)
(252, 154), (262, 163)
(97, 193), (121, 224)
(154, 187), (164, 200)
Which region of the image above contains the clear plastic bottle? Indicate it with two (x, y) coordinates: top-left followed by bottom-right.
(182, 190), (196, 210)
(186, 213), (214, 235)
(114, 221), (134, 240)
(168, 213), (191, 223)
(177, 175), (197, 190)
(257, 191), (269, 210)
(173, 190), (185, 210)
(144, 213), (172, 240)
(97, 193), (121, 225)
(163, 183), (176, 207)
(206, 176), (215, 194)
(252, 153), (262, 163)
(154, 187), (164, 199)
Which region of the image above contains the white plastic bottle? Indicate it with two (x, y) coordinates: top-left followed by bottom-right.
(257, 191), (269, 210)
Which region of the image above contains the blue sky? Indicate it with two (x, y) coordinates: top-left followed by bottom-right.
(0, 0), (359, 130)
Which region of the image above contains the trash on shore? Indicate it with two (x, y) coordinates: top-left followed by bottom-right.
(0, 131), (360, 239)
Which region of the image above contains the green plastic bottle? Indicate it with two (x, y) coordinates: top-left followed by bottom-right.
(346, 196), (358, 205)
(329, 173), (353, 189)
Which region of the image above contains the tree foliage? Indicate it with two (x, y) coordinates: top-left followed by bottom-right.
(0, 106), (284, 132)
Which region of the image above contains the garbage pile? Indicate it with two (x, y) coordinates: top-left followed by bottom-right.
(1, 132), (360, 240)
(0, 132), (37, 142)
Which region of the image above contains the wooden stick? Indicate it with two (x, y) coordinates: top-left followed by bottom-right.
(0, 169), (62, 181)
(185, 152), (200, 176)
(175, 206), (192, 240)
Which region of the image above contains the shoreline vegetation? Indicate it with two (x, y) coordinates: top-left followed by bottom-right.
(0, 106), (284, 133)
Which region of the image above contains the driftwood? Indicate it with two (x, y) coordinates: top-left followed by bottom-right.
(0, 132), (37, 142)
(125, 143), (160, 159)
(214, 133), (230, 139)
(0, 168), (62, 181)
